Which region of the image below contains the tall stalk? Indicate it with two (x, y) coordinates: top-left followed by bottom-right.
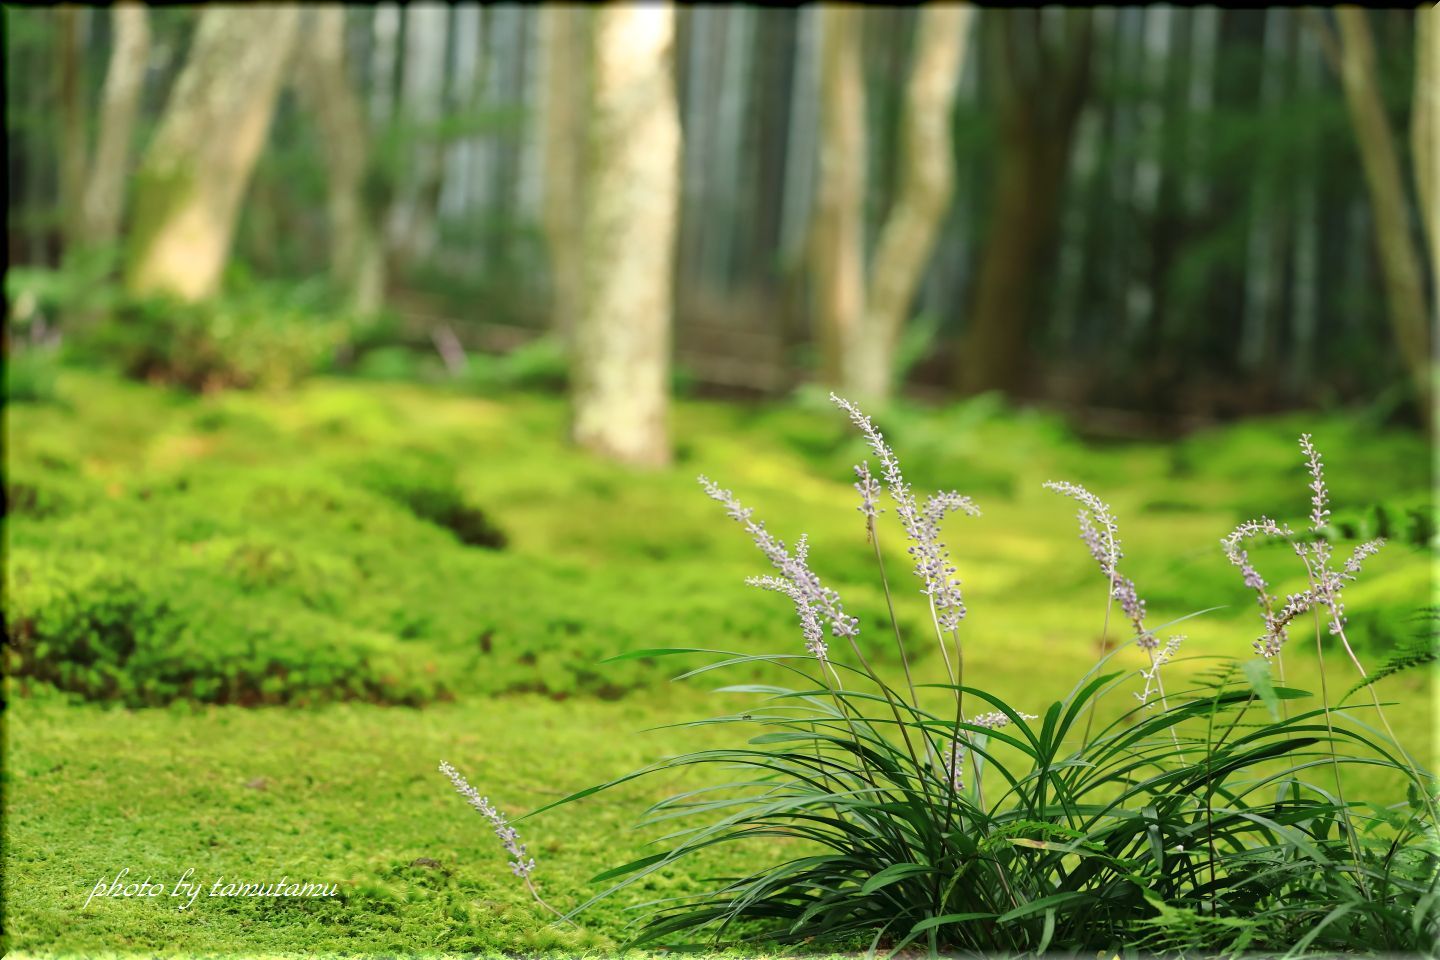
(1312, 613), (1371, 901)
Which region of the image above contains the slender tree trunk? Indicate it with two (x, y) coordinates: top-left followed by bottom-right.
(126, 6), (300, 301)
(1333, 7), (1431, 410)
(57, 6), (88, 255)
(516, 9), (546, 226)
(779, 7), (820, 269)
(1124, 7), (1174, 344)
(710, 8), (753, 289)
(961, 9), (1093, 395)
(81, 3), (150, 252)
(368, 4), (401, 129)
(810, 7), (867, 386)
(438, 4), (483, 223)
(1240, 9), (1290, 371)
(571, 5), (680, 466)
(541, 6), (586, 346)
(848, 6), (974, 400)
(1290, 21), (1323, 386)
(677, 8), (715, 299)
(294, 5), (384, 313)
(1414, 3), (1438, 305)
(1183, 7), (1220, 217)
(385, 2), (447, 270)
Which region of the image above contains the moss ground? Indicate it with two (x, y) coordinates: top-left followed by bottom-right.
(4, 371), (1434, 955)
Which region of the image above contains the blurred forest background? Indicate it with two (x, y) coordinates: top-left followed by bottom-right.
(6, 5), (1435, 455)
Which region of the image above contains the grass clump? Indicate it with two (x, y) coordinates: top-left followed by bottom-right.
(457, 395), (1438, 957)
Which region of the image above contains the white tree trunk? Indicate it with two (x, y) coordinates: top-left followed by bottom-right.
(81, 3), (150, 251)
(847, 5), (975, 400)
(810, 7), (867, 386)
(126, 6), (300, 301)
(295, 5), (384, 313)
(571, 5), (680, 466)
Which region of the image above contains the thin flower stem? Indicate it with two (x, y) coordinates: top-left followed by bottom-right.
(822, 660), (879, 784)
(1332, 622), (1438, 824)
(525, 878), (573, 925)
(1276, 648), (1288, 721)
(862, 521), (944, 807)
(1204, 690), (1220, 901)
(930, 597), (968, 841)
(869, 519), (922, 714)
(1144, 644), (1185, 763)
(1081, 576), (1117, 747)
(950, 625), (974, 802)
(928, 596), (958, 689)
(1313, 610), (1371, 902)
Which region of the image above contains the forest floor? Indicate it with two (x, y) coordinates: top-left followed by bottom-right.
(4, 371), (1434, 956)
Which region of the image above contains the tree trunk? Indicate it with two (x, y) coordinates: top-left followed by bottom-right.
(848, 6), (974, 401)
(571, 5), (680, 467)
(126, 6), (299, 301)
(1414, 4), (1438, 304)
(384, 2), (447, 270)
(779, 6), (820, 269)
(438, 4), (483, 223)
(516, 9), (545, 226)
(541, 6), (587, 346)
(709, 8), (753, 289)
(1289, 20), (1324, 386)
(961, 9), (1093, 396)
(1333, 8), (1431, 410)
(810, 7), (866, 386)
(57, 6), (89, 255)
(1240, 9), (1290, 371)
(368, 4), (401, 129)
(1124, 7), (1174, 344)
(294, 5), (384, 314)
(81, 3), (150, 253)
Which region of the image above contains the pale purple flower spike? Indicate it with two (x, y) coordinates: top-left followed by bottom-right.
(1221, 516), (1295, 657)
(831, 394), (977, 632)
(1224, 438), (1386, 658)
(439, 761), (536, 879)
(1047, 482), (1155, 648)
(699, 476), (859, 639)
(854, 462), (882, 522)
(748, 575), (829, 662)
(943, 710), (1037, 791)
(1298, 434), (1330, 531)
(969, 710), (1037, 730)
